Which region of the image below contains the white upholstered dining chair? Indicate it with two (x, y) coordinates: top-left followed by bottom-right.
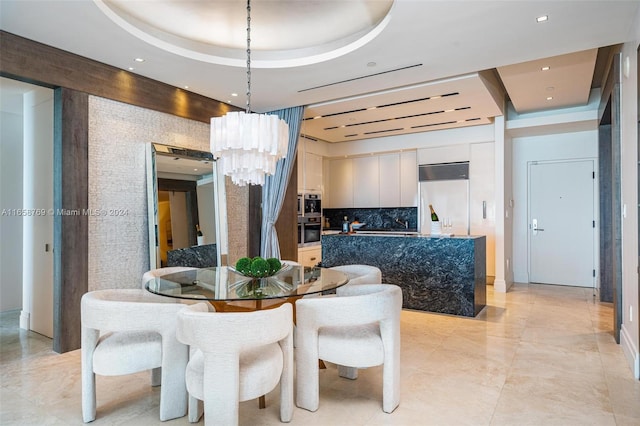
(295, 284), (402, 414)
(81, 289), (189, 422)
(176, 302), (294, 425)
(328, 264), (382, 286)
(141, 266), (197, 289)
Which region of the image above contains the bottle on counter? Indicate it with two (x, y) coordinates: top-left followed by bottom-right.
(341, 216), (350, 234)
(196, 224), (204, 245)
(429, 205), (441, 235)
(429, 204), (439, 222)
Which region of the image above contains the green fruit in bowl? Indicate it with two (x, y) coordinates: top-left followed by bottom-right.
(235, 257), (252, 274)
(266, 258), (282, 275)
(250, 257), (270, 278)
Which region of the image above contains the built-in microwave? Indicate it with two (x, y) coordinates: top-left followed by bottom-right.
(303, 193), (321, 217)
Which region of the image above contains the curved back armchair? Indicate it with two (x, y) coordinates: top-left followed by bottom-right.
(295, 284), (402, 414)
(177, 302), (294, 425)
(141, 266), (197, 289)
(81, 289), (189, 422)
(328, 264), (382, 286)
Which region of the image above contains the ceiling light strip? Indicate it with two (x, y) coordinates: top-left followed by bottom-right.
(304, 92), (461, 121)
(321, 105), (472, 131)
(363, 128), (404, 135)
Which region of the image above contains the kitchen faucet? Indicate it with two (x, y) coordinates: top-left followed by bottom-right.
(395, 218), (408, 229)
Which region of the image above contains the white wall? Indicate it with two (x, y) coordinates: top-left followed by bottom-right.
(511, 131), (599, 283)
(618, 36), (639, 377)
(0, 109), (23, 311)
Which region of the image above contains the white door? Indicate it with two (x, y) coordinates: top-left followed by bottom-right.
(529, 160), (595, 287)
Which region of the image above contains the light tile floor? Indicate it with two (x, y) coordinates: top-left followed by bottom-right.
(1, 283), (639, 425)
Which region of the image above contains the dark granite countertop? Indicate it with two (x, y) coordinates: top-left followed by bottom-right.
(323, 232), (484, 239)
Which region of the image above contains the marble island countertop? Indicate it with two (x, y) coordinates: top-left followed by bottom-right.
(323, 230), (482, 239)
(322, 233), (486, 317)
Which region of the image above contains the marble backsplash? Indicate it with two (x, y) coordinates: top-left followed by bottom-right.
(323, 207), (417, 232)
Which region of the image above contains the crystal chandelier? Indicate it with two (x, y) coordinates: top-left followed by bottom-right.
(210, 0), (289, 186)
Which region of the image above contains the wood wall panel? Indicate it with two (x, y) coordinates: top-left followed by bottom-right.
(53, 88), (88, 353)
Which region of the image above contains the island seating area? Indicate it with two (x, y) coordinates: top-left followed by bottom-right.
(321, 233), (486, 317)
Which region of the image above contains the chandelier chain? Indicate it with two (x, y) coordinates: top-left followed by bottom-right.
(246, 0), (251, 114)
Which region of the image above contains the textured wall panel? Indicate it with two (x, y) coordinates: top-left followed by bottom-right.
(88, 96), (247, 290)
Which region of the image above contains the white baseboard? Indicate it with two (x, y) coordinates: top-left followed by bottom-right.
(620, 323), (640, 379)
(493, 279), (513, 293)
(19, 310), (30, 330)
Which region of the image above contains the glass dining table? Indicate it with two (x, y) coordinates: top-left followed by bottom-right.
(145, 264), (349, 313)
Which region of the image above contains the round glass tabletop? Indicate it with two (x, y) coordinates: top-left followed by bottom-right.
(145, 265), (348, 302)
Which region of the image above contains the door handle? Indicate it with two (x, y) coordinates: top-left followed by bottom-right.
(532, 219), (545, 235)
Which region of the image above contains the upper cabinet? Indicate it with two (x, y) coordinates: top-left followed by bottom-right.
(304, 152), (323, 193)
(379, 153), (400, 207)
(353, 156), (380, 207)
(298, 149), (323, 194)
(400, 151), (418, 207)
(327, 157), (354, 208)
(326, 150), (418, 208)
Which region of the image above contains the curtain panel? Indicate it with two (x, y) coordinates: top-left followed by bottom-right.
(260, 106), (304, 258)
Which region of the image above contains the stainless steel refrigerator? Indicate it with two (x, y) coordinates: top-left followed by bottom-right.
(418, 162), (470, 236)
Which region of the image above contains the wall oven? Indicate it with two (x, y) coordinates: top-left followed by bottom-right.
(303, 193), (321, 217)
(298, 216), (321, 247)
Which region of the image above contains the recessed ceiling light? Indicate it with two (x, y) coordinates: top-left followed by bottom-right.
(541, 66), (550, 71)
(193, 168), (198, 171)
(128, 67), (134, 71)
(367, 62), (377, 67)
(536, 15), (548, 23)
(546, 86), (555, 91)
(134, 57), (145, 62)
(313, 116), (322, 120)
(546, 96), (553, 101)
(430, 95), (442, 100)
(445, 109), (455, 113)
(231, 93), (238, 97)
(184, 85), (189, 89)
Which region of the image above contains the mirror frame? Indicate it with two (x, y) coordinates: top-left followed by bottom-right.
(146, 143), (228, 270)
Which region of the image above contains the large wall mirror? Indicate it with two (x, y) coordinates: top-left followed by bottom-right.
(146, 143), (228, 270)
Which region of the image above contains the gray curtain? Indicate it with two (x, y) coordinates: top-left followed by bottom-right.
(260, 105), (303, 258)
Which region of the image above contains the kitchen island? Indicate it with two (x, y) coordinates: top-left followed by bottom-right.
(322, 233), (486, 317)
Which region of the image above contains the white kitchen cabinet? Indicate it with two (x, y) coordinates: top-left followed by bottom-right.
(297, 150), (304, 193)
(379, 153), (400, 207)
(326, 150), (418, 208)
(469, 142), (495, 278)
(400, 150), (418, 207)
(353, 156), (379, 207)
(298, 245), (321, 267)
(298, 149), (323, 194)
(304, 152), (323, 193)
(327, 158), (354, 208)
